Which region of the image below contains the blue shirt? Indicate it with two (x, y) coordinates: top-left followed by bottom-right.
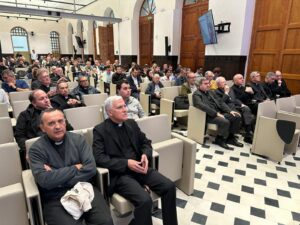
(2, 79), (29, 93)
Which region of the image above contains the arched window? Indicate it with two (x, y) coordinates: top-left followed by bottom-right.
(140, 0), (156, 17)
(109, 10), (115, 18)
(50, 31), (60, 56)
(11, 27), (28, 36)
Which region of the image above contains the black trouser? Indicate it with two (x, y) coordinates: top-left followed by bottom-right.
(207, 113), (241, 138)
(43, 187), (113, 225)
(114, 168), (178, 225)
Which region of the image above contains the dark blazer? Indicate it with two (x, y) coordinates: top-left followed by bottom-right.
(127, 75), (142, 95)
(93, 119), (152, 193)
(145, 82), (164, 99)
(262, 82), (275, 99)
(271, 79), (291, 97)
(230, 84), (253, 105)
(51, 94), (85, 111)
(247, 81), (268, 102)
(214, 88), (236, 110)
(193, 89), (231, 118)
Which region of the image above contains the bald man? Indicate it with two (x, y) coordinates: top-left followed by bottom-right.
(271, 70), (291, 98)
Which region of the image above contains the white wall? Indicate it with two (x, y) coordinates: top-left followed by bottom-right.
(0, 17), (69, 54)
(206, 0), (256, 56)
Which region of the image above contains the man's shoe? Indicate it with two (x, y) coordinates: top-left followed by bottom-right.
(213, 138), (234, 150)
(243, 136), (253, 144)
(227, 138), (244, 148)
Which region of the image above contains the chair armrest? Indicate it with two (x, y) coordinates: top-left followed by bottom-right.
(140, 93), (150, 116)
(96, 168), (110, 203)
(160, 98), (174, 126)
(22, 170), (44, 225)
(171, 132), (196, 195)
(277, 110), (300, 129)
(187, 106), (207, 144)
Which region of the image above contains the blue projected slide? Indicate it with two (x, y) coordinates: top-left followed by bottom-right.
(12, 36), (29, 51)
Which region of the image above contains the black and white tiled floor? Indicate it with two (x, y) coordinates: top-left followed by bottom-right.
(112, 135), (300, 225)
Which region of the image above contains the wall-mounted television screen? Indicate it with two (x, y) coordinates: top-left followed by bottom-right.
(75, 36), (84, 48)
(198, 10), (218, 45)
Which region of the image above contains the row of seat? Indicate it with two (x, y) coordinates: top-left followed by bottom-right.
(0, 114), (196, 225)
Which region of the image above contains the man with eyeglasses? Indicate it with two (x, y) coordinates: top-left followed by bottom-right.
(71, 75), (100, 101)
(180, 72), (198, 97)
(31, 68), (56, 97)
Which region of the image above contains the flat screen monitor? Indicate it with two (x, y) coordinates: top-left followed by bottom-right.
(75, 36), (84, 48)
(198, 10), (217, 45)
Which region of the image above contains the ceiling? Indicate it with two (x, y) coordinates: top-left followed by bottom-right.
(0, 0), (97, 13)
(0, 0), (121, 22)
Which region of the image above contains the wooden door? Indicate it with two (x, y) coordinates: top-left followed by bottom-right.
(139, 15), (154, 66)
(247, 0), (300, 94)
(98, 25), (115, 62)
(180, 1), (208, 71)
(107, 24), (115, 62)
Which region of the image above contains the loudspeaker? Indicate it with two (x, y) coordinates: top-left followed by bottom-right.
(165, 36), (171, 56)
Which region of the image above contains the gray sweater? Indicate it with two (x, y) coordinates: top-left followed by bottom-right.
(29, 132), (96, 201)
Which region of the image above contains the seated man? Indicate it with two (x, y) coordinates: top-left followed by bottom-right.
(51, 67), (70, 84)
(230, 74), (258, 115)
(1, 69), (29, 93)
(29, 108), (113, 225)
(272, 70), (291, 98)
(71, 75), (100, 101)
(247, 71), (269, 103)
(215, 77), (254, 144)
(180, 72), (197, 97)
(193, 78), (243, 149)
(93, 96), (178, 225)
(262, 71), (276, 100)
(51, 80), (85, 111)
(205, 70), (217, 90)
(15, 89), (73, 169)
(145, 73), (164, 107)
(111, 65), (126, 84)
(31, 68), (56, 97)
(114, 80), (145, 120)
(127, 66), (142, 99)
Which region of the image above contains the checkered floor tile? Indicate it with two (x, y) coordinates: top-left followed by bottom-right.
(111, 134), (300, 225)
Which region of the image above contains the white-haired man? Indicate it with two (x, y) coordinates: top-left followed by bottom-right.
(93, 95), (178, 225)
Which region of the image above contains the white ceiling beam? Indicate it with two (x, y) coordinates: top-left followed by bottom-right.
(0, 5), (122, 22)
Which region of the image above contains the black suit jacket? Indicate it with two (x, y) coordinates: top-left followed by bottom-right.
(127, 75), (142, 95)
(230, 84), (253, 105)
(50, 94), (85, 111)
(193, 89), (231, 118)
(271, 79), (291, 97)
(247, 81), (268, 102)
(93, 119), (153, 193)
